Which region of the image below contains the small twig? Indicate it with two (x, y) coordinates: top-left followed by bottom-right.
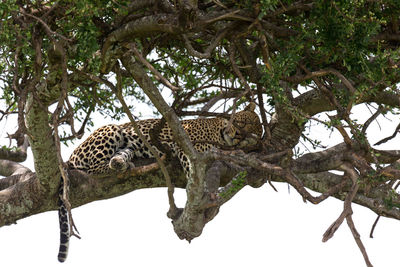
(211, 0), (228, 9)
(362, 105), (385, 135)
(327, 114), (353, 146)
(267, 174), (278, 192)
(369, 215), (381, 238)
(256, 22), (272, 71)
(256, 84), (271, 142)
(204, 10), (252, 25)
(228, 43), (253, 99)
(0, 103), (17, 121)
(374, 122), (400, 146)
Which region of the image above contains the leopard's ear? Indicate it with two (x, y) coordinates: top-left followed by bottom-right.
(244, 102), (256, 112)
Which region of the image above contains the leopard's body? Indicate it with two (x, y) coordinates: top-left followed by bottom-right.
(57, 103), (262, 262)
(67, 103), (262, 174)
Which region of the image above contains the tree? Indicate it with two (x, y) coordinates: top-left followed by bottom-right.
(1, 1), (399, 266)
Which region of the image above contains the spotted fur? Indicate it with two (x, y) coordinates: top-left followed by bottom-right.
(57, 103), (262, 261)
(58, 184), (69, 262)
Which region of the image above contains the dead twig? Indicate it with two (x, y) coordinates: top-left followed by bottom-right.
(347, 214), (373, 267)
(374, 122), (400, 146)
(362, 105), (386, 135)
(369, 215), (381, 238)
(322, 163), (373, 267)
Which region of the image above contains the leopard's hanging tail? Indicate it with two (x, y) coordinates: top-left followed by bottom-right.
(57, 177), (70, 262)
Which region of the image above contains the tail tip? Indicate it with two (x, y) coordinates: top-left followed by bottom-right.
(57, 244), (68, 262)
(58, 255), (67, 263)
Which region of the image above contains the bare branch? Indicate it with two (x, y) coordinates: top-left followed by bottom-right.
(362, 105), (386, 135)
(130, 44), (181, 91)
(322, 164), (359, 242)
(374, 121), (400, 146)
(113, 63), (179, 218)
(346, 214), (373, 267)
(0, 159), (31, 177)
(369, 215), (380, 238)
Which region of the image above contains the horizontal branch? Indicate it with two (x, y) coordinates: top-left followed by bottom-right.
(0, 160), (31, 177)
(293, 88), (400, 117)
(0, 159), (187, 227)
(2, 152), (400, 229)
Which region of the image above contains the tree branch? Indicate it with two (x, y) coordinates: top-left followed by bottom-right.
(0, 160), (31, 177)
(182, 27), (228, 59)
(101, 14), (180, 72)
(0, 135), (29, 162)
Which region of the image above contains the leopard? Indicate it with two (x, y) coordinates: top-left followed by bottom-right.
(57, 103), (262, 262)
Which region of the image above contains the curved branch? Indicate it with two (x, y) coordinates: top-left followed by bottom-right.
(291, 88), (400, 118)
(183, 27), (228, 59)
(101, 14), (180, 71)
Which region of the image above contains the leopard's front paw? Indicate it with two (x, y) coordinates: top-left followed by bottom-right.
(109, 156), (134, 171)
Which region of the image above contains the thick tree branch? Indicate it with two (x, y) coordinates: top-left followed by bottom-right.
(3, 152), (400, 229)
(0, 160), (31, 177)
(120, 48), (213, 241)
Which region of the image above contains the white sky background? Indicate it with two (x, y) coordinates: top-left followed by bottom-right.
(1, 96), (400, 266)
